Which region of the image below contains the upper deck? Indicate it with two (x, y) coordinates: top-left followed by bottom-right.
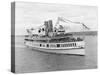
(25, 33), (84, 43)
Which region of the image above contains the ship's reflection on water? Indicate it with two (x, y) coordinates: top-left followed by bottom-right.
(15, 35), (97, 73)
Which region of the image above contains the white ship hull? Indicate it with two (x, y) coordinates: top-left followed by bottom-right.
(25, 41), (85, 55)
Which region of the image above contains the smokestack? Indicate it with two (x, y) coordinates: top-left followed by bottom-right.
(48, 20), (53, 32)
(44, 21), (49, 36)
(44, 21), (48, 26)
(44, 20), (53, 36)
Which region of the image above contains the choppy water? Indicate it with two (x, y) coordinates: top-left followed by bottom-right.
(14, 35), (97, 73)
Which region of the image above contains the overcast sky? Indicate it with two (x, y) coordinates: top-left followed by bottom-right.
(15, 2), (98, 35)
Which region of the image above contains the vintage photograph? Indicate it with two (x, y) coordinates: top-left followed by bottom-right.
(11, 2), (98, 73)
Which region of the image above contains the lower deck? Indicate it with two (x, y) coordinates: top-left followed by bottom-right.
(25, 41), (85, 50)
(24, 41), (85, 55)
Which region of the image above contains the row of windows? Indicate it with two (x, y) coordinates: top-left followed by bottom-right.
(60, 43), (76, 47)
(40, 43), (76, 47)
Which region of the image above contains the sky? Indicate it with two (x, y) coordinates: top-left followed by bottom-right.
(15, 2), (98, 35)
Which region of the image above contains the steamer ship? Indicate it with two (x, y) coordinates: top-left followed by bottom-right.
(24, 17), (89, 55)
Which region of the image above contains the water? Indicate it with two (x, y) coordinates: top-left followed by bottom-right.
(14, 35), (97, 73)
